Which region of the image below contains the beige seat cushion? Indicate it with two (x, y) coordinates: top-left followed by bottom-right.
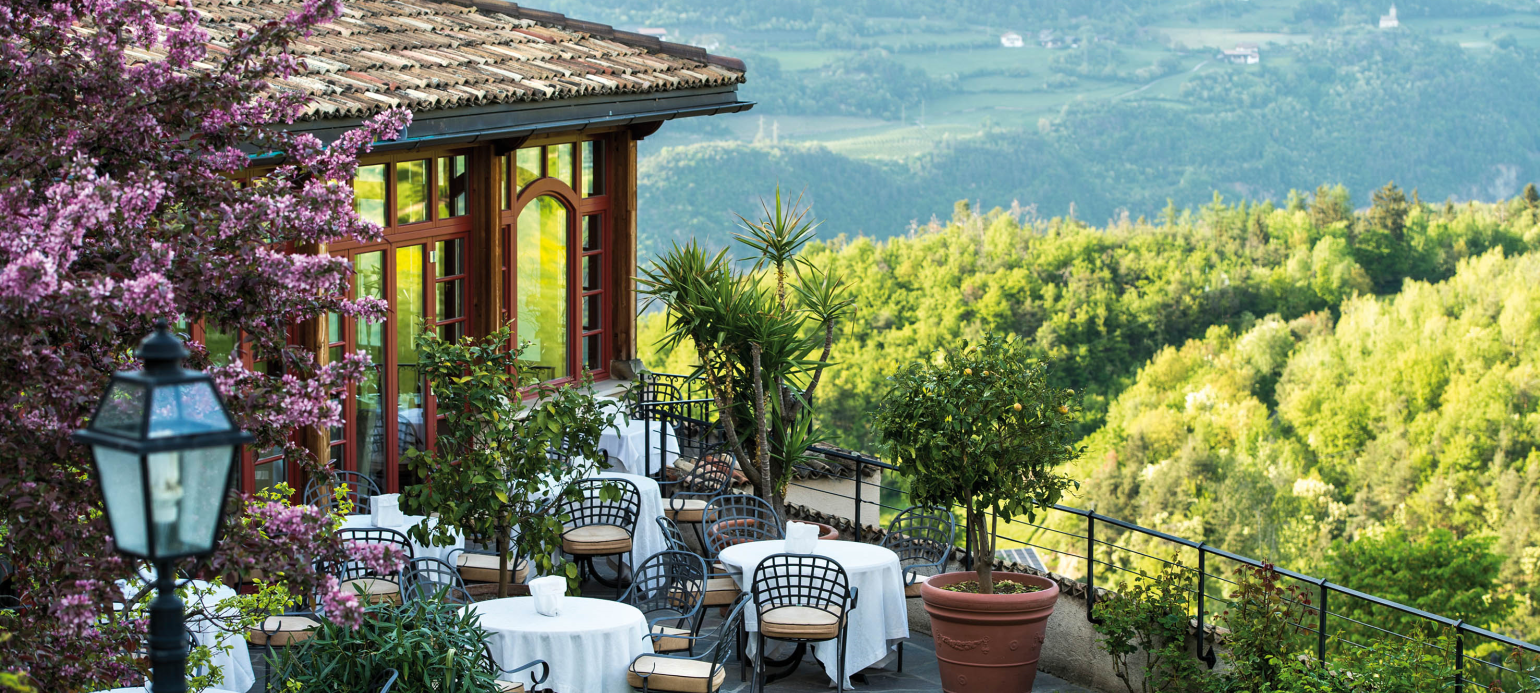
(700, 577), (740, 606)
(650, 625), (693, 652)
(626, 655), (725, 693)
(904, 574), (931, 598)
(457, 552), (530, 584)
(341, 577), (400, 605)
(494, 681), (525, 693)
(562, 524), (632, 555)
(664, 498), (709, 523)
(760, 605), (842, 640)
(248, 615), (320, 646)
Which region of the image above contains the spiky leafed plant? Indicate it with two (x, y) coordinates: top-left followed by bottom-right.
(639, 190), (853, 514)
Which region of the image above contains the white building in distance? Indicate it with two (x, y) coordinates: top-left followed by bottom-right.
(1380, 4), (1400, 29)
(1001, 31), (1024, 48)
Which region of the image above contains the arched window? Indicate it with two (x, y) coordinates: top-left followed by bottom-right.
(517, 194), (569, 380)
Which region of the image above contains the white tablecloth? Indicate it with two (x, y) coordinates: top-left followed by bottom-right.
(340, 513), (464, 562)
(718, 540), (910, 687)
(599, 418), (681, 477)
(113, 580), (255, 693)
(465, 596), (652, 693)
(593, 471), (666, 570)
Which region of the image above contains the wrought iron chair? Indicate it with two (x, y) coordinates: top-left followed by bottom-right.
(627, 595), (749, 693)
(702, 494), (784, 557)
(621, 550), (708, 656)
(558, 477), (641, 599)
(879, 504), (956, 671)
(749, 554), (859, 693)
(372, 667), (399, 693)
(629, 379), (683, 418)
(658, 515), (743, 624)
(301, 470), (381, 514)
(450, 542), (529, 590)
(479, 643), (550, 693)
(335, 527), (414, 604)
(657, 515), (691, 553)
(251, 571), (323, 693)
(401, 556), (474, 604)
(659, 451), (734, 545)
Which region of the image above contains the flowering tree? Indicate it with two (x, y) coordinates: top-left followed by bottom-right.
(0, 0), (411, 688)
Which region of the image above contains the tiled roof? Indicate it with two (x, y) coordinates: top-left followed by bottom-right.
(190, 0), (747, 121)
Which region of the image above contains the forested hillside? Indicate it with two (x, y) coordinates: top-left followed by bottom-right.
(638, 32), (1540, 260)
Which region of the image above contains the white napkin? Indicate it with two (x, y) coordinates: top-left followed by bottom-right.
(786, 521), (821, 554)
(371, 494), (403, 527)
(528, 575), (566, 616)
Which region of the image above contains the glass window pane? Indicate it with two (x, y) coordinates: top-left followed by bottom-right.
(93, 447), (148, 556)
(515, 148), (541, 191)
(92, 381), (148, 438)
(436, 155), (468, 219)
(354, 251), (387, 491)
(354, 164), (387, 227)
(437, 279), (465, 325)
(517, 195), (568, 381)
(439, 321), (465, 342)
(396, 245), (427, 458)
(436, 238), (465, 277)
(583, 255), (600, 291)
(396, 160), (429, 225)
(254, 458), (286, 496)
(500, 155), (510, 210)
(327, 312), (341, 345)
(583, 214), (602, 251)
(583, 333), (601, 371)
(583, 294), (600, 332)
(548, 143), (573, 189)
(204, 327), (239, 367)
(149, 382), (232, 437)
(582, 141), (603, 197)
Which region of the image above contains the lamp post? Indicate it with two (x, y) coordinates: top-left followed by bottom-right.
(73, 319), (253, 693)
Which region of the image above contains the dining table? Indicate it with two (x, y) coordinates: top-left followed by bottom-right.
(339, 511), (464, 562)
(595, 416), (681, 478)
(464, 595), (653, 693)
(717, 539), (911, 688)
(112, 578), (255, 693)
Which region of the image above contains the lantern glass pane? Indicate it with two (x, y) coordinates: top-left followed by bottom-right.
(151, 446), (234, 557)
(93, 447), (148, 556)
(148, 381), (232, 439)
(92, 381), (148, 438)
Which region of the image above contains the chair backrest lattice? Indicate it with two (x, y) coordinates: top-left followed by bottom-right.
(881, 505), (956, 575)
(750, 553), (852, 620)
(657, 516), (690, 553)
(624, 550), (707, 623)
(334, 527), (413, 582)
(302, 471), (381, 514)
(672, 452), (734, 499)
(559, 478), (641, 535)
(401, 557), (472, 604)
(702, 494), (783, 558)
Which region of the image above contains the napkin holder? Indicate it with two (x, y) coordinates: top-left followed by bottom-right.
(785, 521), (821, 554)
(370, 493), (403, 527)
(528, 575), (566, 616)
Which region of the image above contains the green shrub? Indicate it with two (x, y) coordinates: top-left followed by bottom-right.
(270, 597), (500, 693)
(1092, 563), (1211, 693)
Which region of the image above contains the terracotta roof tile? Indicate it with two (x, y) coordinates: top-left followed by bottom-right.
(184, 0), (745, 121)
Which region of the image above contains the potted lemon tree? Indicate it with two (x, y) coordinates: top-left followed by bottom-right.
(877, 334), (1081, 692)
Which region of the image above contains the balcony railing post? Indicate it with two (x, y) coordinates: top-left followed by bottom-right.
(853, 455), (863, 541)
(1455, 619), (1465, 693)
(1087, 513), (1098, 623)
(1197, 542), (1215, 667)
(1318, 578), (1329, 667)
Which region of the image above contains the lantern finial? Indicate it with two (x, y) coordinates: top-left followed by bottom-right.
(138, 319), (188, 374)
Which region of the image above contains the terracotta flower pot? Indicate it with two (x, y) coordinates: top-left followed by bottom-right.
(806, 520), (840, 541)
(921, 571), (1059, 692)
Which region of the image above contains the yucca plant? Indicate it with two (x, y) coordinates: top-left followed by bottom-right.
(639, 190), (853, 513)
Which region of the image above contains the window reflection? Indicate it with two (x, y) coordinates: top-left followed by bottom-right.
(547, 144), (573, 189)
(396, 160), (429, 225)
(396, 245), (426, 460)
(515, 148), (541, 191)
(354, 164), (387, 227)
(354, 251), (387, 492)
(517, 196), (568, 380)
(437, 156), (468, 219)
(582, 141), (603, 197)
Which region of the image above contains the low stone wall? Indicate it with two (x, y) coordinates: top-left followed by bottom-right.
(784, 502), (1219, 692)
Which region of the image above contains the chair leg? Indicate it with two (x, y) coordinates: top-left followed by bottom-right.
(754, 632), (767, 693)
(897, 639), (904, 672)
(837, 630), (848, 693)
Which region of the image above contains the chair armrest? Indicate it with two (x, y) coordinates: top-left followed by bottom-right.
(503, 659), (550, 685)
(848, 586), (860, 612)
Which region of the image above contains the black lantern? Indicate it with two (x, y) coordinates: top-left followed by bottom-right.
(74, 320), (253, 560)
(73, 319), (253, 693)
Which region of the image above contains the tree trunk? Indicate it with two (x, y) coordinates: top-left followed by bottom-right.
(750, 345), (771, 505)
(496, 517), (510, 599)
(972, 508), (993, 595)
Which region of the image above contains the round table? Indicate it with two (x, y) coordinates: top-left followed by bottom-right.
(340, 513), (464, 562)
(599, 418), (681, 477)
(464, 596), (653, 693)
(718, 539), (911, 687)
(112, 579), (255, 693)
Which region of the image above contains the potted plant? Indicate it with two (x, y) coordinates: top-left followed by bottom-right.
(877, 334), (1081, 692)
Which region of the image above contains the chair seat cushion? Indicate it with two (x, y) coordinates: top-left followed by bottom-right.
(760, 605), (842, 640)
(701, 577), (740, 607)
(627, 655), (725, 693)
(248, 615), (320, 646)
(494, 680), (525, 693)
(457, 552), (530, 585)
(562, 524), (632, 555)
(341, 577), (400, 604)
(650, 625), (693, 652)
(904, 574), (931, 598)
(664, 498), (709, 523)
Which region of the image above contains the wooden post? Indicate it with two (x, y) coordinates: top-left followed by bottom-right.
(295, 243), (331, 489)
(470, 144), (504, 338)
(609, 130), (639, 365)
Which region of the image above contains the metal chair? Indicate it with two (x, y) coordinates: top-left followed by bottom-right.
(401, 556), (474, 604)
(623, 550), (709, 656)
(702, 495), (784, 558)
(627, 595), (749, 693)
(479, 643), (549, 693)
(372, 667), (399, 693)
(451, 544), (529, 590)
(658, 515), (742, 621)
(250, 576), (322, 693)
(558, 477), (641, 599)
(629, 379), (683, 418)
(657, 516), (691, 553)
(659, 452), (734, 532)
(301, 470), (380, 514)
(749, 554), (858, 693)
(335, 527), (414, 604)
(880, 505), (956, 671)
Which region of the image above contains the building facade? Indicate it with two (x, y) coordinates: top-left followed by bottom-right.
(207, 0), (750, 494)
